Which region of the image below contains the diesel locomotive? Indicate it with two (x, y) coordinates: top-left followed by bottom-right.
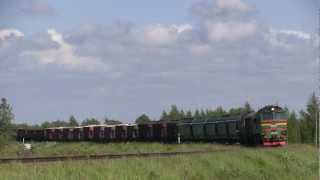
(16, 105), (288, 146)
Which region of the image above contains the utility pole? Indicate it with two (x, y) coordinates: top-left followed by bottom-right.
(317, 8), (320, 148)
(317, 8), (320, 180)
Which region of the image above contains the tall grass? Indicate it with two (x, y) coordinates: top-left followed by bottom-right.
(0, 144), (317, 180)
(0, 142), (232, 157)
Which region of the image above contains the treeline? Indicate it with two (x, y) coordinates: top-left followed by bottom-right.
(286, 93), (319, 144)
(14, 116), (123, 130)
(158, 102), (253, 122)
(0, 93), (319, 146)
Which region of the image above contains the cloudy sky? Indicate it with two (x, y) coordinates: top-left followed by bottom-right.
(0, 0), (318, 124)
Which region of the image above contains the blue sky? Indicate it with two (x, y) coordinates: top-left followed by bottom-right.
(0, 0), (318, 124)
(2, 0), (318, 34)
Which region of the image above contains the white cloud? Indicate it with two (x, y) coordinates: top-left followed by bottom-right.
(22, 29), (108, 71)
(206, 21), (256, 41)
(264, 28), (311, 48)
(278, 30), (311, 40)
(0, 29), (24, 40)
(172, 24), (193, 34)
(190, 44), (211, 56)
(140, 24), (192, 45)
(216, 0), (251, 12)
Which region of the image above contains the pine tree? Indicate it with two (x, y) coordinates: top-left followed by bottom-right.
(180, 110), (185, 119)
(194, 109), (201, 120)
(168, 105), (181, 121)
(243, 102), (253, 114)
(0, 98), (14, 133)
(104, 118), (122, 125)
(81, 118), (100, 126)
(68, 115), (79, 127)
(300, 92), (319, 144)
(287, 111), (300, 143)
(200, 109), (206, 120)
(160, 111), (169, 121)
(135, 114), (151, 124)
(214, 106), (227, 117)
(186, 110), (193, 118)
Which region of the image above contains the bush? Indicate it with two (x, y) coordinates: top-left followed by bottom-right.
(0, 134), (9, 150)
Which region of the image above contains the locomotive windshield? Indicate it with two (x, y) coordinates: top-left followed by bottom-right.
(261, 112), (287, 120)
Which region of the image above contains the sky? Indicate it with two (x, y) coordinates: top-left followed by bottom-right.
(0, 0), (318, 124)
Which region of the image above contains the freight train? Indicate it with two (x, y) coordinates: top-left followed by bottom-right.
(16, 105), (288, 146)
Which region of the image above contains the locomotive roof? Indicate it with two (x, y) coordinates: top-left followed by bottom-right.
(44, 124), (137, 130)
(257, 105), (284, 114)
(178, 115), (242, 124)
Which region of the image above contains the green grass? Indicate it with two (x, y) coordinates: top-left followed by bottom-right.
(0, 143), (318, 180)
(0, 142), (230, 157)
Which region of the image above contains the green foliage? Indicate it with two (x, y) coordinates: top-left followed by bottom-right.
(299, 92), (319, 144)
(0, 98), (14, 147)
(287, 111), (301, 143)
(180, 110), (185, 119)
(160, 111), (168, 121)
(104, 118), (122, 125)
(168, 105), (181, 121)
(81, 118), (100, 126)
(229, 102), (254, 116)
(207, 106), (227, 118)
(158, 103), (254, 122)
(0, 133), (9, 149)
(68, 115), (79, 127)
(135, 114), (152, 124)
(41, 120), (69, 128)
(193, 109), (201, 120)
(185, 110), (192, 118)
(0, 98), (14, 133)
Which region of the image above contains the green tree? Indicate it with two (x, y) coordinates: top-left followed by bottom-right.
(168, 105), (181, 121)
(135, 114), (152, 124)
(180, 110), (185, 119)
(287, 111), (301, 143)
(68, 115), (79, 127)
(104, 118), (122, 125)
(228, 102), (253, 116)
(243, 102), (254, 114)
(0, 98), (14, 133)
(200, 109), (206, 120)
(186, 110), (193, 118)
(160, 111), (169, 121)
(81, 118), (100, 126)
(41, 121), (51, 128)
(50, 120), (69, 127)
(300, 93), (319, 144)
(208, 106), (227, 118)
(0, 98), (14, 147)
(229, 107), (243, 116)
(194, 109), (201, 120)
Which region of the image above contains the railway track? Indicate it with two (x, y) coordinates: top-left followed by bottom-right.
(0, 149), (228, 164)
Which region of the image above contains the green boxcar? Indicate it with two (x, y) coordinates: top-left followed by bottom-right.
(205, 123), (216, 140)
(216, 122), (228, 139)
(192, 123), (206, 140)
(178, 124), (193, 141)
(228, 122), (238, 139)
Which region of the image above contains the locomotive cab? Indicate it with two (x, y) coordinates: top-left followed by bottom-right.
(258, 105), (288, 146)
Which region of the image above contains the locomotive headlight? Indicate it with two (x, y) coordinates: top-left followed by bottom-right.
(271, 107), (275, 111)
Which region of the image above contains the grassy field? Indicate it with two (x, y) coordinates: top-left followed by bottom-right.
(0, 143), (318, 180)
(0, 142), (231, 157)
